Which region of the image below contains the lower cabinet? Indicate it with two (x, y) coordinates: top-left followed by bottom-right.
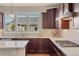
(49, 40), (66, 56)
(43, 39), (50, 53)
(27, 38), (49, 53)
(49, 40), (58, 56)
(36, 39), (45, 53)
(37, 38), (50, 53)
(27, 38), (37, 53)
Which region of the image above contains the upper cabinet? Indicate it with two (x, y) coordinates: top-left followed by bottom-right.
(42, 8), (57, 29)
(0, 12), (3, 29)
(68, 3), (74, 12)
(61, 18), (70, 29)
(47, 8), (57, 29)
(42, 12), (48, 29)
(64, 3), (73, 13)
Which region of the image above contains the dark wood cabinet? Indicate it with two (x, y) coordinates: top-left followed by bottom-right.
(36, 38), (49, 53)
(36, 39), (49, 53)
(27, 38), (49, 53)
(43, 39), (50, 53)
(61, 19), (70, 29)
(47, 8), (57, 29)
(27, 38), (65, 56)
(49, 40), (59, 56)
(42, 13), (48, 29)
(68, 3), (74, 12)
(36, 39), (44, 53)
(49, 40), (66, 56)
(0, 12), (3, 29)
(42, 8), (57, 29)
(27, 38), (37, 53)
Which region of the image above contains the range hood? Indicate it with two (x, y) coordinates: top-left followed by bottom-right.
(56, 3), (73, 21)
(56, 11), (73, 21)
(63, 11), (72, 17)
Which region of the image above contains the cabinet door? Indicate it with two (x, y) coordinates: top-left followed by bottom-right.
(0, 13), (3, 29)
(61, 20), (69, 29)
(43, 39), (50, 53)
(47, 8), (57, 29)
(49, 41), (59, 56)
(49, 40), (66, 56)
(54, 44), (66, 56)
(42, 13), (48, 29)
(28, 39), (37, 53)
(68, 3), (73, 12)
(64, 3), (73, 13)
(27, 38), (50, 53)
(36, 39), (44, 53)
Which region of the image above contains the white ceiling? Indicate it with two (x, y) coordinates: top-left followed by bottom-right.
(0, 3), (59, 7)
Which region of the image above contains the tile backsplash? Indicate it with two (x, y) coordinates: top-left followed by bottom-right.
(59, 29), (79, 44)
(39, 29), (60, 37)
(0, 29), (59, 38)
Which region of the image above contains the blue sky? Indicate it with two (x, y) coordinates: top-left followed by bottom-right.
(4, 15), (13, 25)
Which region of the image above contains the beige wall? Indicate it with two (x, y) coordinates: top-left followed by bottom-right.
(0, 6), (58, 13)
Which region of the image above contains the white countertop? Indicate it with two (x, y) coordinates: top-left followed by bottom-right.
(49, 37), (79, 56)
(0, 40), (29, 48)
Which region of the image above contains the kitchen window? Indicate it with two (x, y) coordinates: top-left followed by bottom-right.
(4, 14), (16, 32)
(4, 12), (41, 33)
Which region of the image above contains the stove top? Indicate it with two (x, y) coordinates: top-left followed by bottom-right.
(55, 40), (79, 47)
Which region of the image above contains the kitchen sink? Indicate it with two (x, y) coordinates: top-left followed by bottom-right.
(55, 40), (79, 47)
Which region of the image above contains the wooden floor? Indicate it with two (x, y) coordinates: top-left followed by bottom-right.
(27, 53), (50, 56)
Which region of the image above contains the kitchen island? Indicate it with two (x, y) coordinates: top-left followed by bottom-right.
(0, 40), (29, 56)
